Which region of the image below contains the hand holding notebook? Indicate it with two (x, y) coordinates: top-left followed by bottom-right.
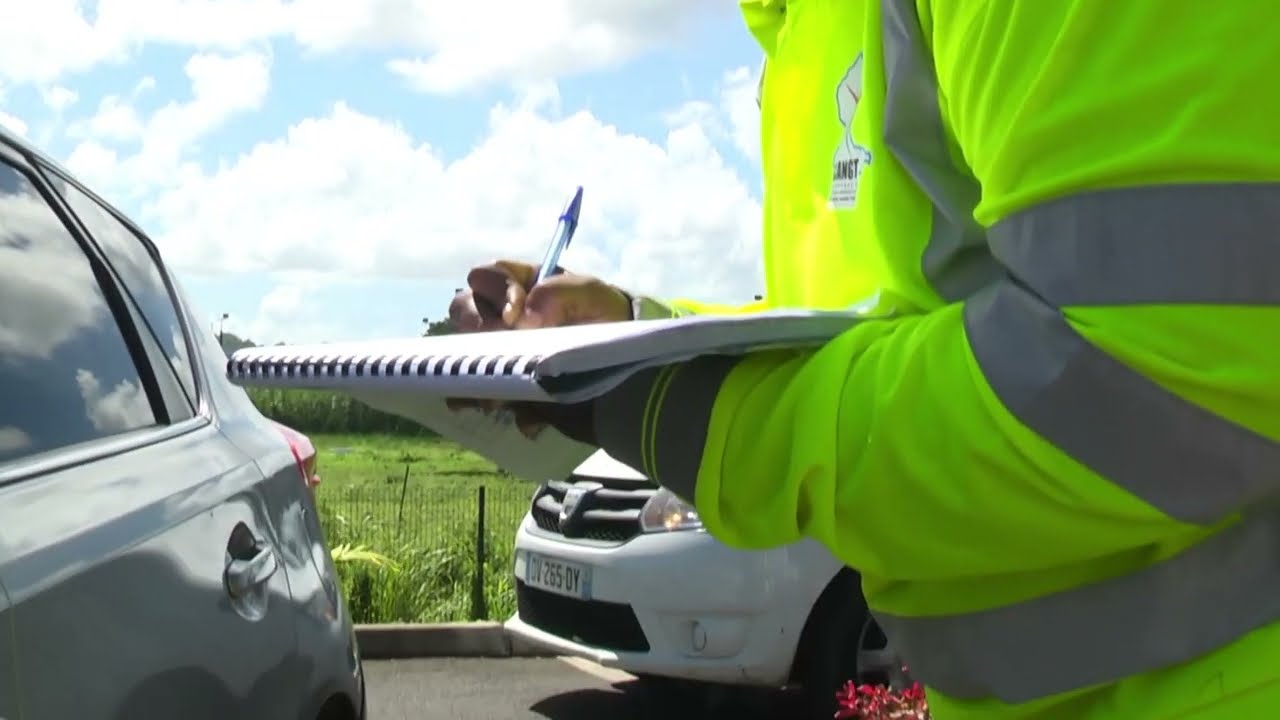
(225, 305), (885, 476)
(225, 187), (888, 481)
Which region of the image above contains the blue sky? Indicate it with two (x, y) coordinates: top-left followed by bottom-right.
(0, 2), (765, 345)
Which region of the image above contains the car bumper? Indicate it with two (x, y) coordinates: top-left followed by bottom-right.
(505, 514), (836, 687)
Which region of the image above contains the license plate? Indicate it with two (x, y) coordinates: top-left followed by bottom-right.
(524, 552), (592, 600)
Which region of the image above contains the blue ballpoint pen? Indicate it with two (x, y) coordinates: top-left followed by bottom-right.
(534, 186), (584, 284)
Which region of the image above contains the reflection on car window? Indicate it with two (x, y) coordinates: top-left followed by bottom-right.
(53, 178), (198, 407)
(0, 159), (157, 464)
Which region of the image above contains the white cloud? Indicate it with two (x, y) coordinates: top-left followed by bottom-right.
(0, 109), (26, 138)
(14, 2), (760, 347)
(41, 85), (80, 113)
(298, 0), (720, 94)
(139, 93), (760, 292)
(663, 66), (760, 167)
(63, 142), (120, 187)
(77, 62), (762, 343)
(147, 50), (271, 143)
(74, 95), (145, 142)
(66, 50), (272, 199)
(0, 0), (285, 86)
(0, 191), (104, 361)
(93, 0), (292, 48)
(720, 65), (761, 163)
(236, 276), (350, 345)
(0, 1), (124, 85)
(75, 369), (151, 432)
(0, 0), (723, 96)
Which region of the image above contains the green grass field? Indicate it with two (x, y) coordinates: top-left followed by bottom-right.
(309, 433), (535, 624)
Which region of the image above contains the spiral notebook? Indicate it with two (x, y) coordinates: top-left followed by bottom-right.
(226, 306), (883, 480)
(225, 307), (880, 404)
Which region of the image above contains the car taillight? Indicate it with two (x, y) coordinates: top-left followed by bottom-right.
(275, 423), (320, 490)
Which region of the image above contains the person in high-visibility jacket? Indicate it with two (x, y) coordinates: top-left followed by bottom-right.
(448, 1), (1280, 717)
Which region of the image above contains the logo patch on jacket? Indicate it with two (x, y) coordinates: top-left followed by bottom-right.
(830, 53), (872, 210)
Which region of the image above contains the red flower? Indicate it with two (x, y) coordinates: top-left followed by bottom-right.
(833, 677), (931, 719)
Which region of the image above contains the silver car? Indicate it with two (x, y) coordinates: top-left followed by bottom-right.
(0, 127), (365, 719)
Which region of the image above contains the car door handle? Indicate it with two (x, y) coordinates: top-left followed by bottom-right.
(225, 544), (279, 598)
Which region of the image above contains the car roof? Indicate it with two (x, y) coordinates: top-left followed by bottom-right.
(0, 123), (87, 187)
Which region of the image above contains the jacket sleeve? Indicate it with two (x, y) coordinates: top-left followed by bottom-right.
(592, 301), (1195, 581)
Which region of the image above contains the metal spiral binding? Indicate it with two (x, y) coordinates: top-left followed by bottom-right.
(226, 349), (543, 382)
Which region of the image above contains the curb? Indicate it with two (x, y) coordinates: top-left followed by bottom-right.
(355, 622), (557, 660)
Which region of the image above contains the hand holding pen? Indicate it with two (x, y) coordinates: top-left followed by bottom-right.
(448, 186), (634, 332)
(444, 186), (631, 439)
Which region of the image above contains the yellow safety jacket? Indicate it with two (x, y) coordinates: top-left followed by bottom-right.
(619, 0), (1280, 718)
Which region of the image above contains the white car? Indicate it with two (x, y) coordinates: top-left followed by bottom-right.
(505, 450), (902, 717)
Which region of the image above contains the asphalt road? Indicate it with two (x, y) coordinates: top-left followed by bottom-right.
(364, 657), (806, 720)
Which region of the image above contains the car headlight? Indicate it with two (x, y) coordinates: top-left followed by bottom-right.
(639, 488), (703, 533)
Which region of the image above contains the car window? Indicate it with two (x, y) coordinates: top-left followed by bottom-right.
(50, 177), (199, 406)
(0, 158), (158, 465)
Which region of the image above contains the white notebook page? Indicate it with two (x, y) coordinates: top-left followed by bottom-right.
(352, 390), (597, 482)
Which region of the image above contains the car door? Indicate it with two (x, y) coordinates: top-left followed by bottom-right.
(0, 143), (302, 719)
(0, 581), (17, 720)
(46, 155), (359, 720)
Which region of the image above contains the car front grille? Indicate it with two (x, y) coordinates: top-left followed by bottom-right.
(516, 580), (650, 652)
(529, 475), (656, 544)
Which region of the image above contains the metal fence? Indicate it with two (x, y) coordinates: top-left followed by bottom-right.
(314, 479), (534, 624)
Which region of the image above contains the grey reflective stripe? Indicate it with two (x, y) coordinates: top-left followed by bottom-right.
(874, 504), (1280, 703)
(990, 183), (1280, 306)
(926, 278), (1280, 702)
(880, 0), (1002, 303)
(875, 0), (1280, 706)
(965, 280), (1280, 526)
